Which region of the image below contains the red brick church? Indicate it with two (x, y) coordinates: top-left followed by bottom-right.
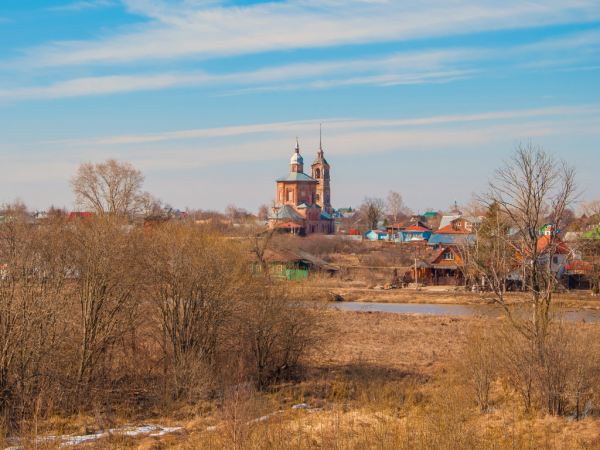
(269, 134), (334, 235)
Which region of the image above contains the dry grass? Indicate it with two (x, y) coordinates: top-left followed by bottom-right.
(7, 311), (600, 449)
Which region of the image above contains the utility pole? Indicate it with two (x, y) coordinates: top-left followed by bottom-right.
(414, 248), (418, 289)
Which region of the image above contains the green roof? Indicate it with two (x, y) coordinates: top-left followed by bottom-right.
(276, 172), (317, 182)
(582, 227), (600, 239)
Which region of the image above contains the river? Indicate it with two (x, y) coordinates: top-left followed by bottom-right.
(329, 302), (600, 323)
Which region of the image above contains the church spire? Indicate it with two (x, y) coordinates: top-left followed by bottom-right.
(318, 123), (324, 156)
(290, 137), (304, 173)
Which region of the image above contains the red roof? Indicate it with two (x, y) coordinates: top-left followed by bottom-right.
(536, 235), (571, 255)
(434, 224), (470, 234)
(404, 225), (430, 232)
(68, 212), (95, 221)
(277, 221), (302, 229)
(565, 261), (593, 271)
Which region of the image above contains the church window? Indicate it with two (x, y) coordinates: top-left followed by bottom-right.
(315, 168), (321, 178)
(316, 193), (320, 201)
(287, 190), (293, 202)
(301, 191), (306, 201)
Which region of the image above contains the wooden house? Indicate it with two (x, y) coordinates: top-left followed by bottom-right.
(429, 246), (466, 284)
(251, 249), (338, 280)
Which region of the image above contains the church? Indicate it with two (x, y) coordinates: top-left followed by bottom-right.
(268, 133), (335, 235)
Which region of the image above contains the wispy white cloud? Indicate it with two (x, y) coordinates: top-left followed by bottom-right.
(47, 0), (118, 12)
(0, 48), (475, 100)
(4, 107), (600, 209)
(55, 104), (600, 147)
(14, 0), (600, 68)
(3, 23), (600, 101)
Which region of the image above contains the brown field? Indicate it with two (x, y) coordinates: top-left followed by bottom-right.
(15, 310), (600, 449)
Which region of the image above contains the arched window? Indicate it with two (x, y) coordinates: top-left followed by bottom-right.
(315, 168), (321, 178)
(316, 193), (320, 201)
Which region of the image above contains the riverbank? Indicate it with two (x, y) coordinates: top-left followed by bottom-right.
(325, 286), (600, 309)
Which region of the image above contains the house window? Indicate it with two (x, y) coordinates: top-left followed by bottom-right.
(276, 265), (284, 274)
(443, 252), (454, 261)
(553, 256), (559, 264)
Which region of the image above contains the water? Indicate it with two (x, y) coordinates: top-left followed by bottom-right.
(329, 302), (600, 323)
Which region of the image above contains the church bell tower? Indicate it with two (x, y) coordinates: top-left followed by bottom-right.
(311, 124), (332, 214)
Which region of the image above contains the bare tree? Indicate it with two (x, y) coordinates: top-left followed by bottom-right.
(238, 282), (324, 388)
(387, 191), (411, 223)
(139, 191), (163, 217)
(145, 224), (246, 399)
(579, 199), (600, 218)
(47, 204), (69, 219)
(0, 205), (60, 408)
(66, 216), (143, 393)
(69, 159), (146, 216)
(257, 204), (270, 221)
(359, 196), (386, 230)
(238, 216), (279, 273)
(225, 204), (241, 225)
(463, 194), (487, 217)
(466, 143), (579, 342)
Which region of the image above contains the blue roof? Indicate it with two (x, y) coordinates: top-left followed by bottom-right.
(269, 205), (303, 220)
(276, 172), (317, 182)
(428, 234), (475, 245)
(321, 211), (333, 220)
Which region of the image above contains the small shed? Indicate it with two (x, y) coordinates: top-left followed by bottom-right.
(410, 260), (433, 279)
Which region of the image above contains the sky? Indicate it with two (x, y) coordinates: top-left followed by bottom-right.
(1, 0), (600, 213)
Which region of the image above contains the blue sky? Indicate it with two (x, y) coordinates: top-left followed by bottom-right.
(1, 0), (600, 213)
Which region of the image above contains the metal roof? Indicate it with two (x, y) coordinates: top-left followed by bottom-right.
(269, 205), (303, 220)
(321, 211), (334, 220)
(312, 156), (329, 165)
(434, 224), (470, 234)
(276, 172), (317, 182)
(403, 225), (431, 232)
(427, 234), (475, 245)
(414, 260), (433, 269)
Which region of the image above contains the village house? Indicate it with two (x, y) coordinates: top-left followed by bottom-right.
(251, 248), (339, 279)
(429, 245), (466, 284)
(427, 222), (474, 251)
